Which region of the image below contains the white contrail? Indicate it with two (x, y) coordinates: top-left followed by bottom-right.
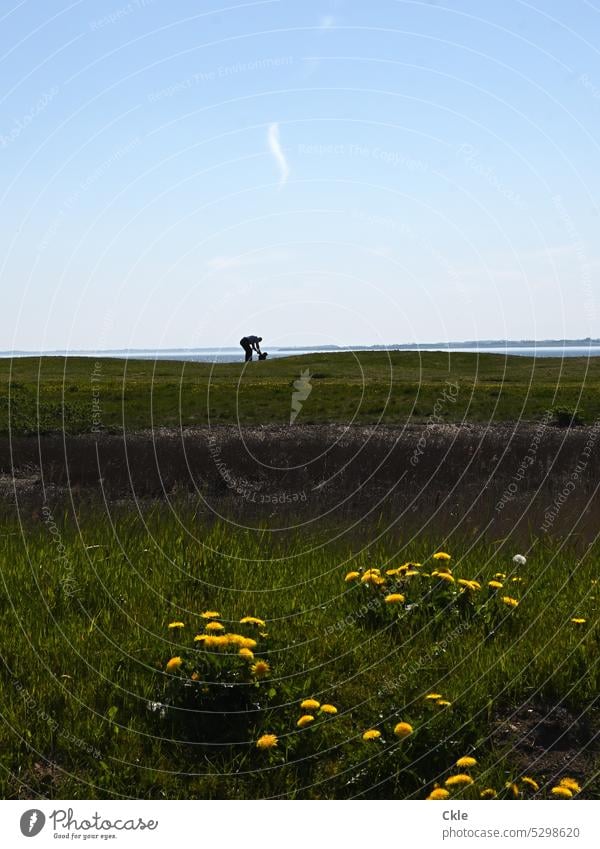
(267, 122), (289, 188)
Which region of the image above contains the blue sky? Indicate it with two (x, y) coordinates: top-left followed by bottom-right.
(1, 0), (599, 350)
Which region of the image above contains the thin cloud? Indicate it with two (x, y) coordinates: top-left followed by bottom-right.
(267, 122), (289, 188)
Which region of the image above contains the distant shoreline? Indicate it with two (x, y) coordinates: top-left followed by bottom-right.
(2, 339), (600, 357)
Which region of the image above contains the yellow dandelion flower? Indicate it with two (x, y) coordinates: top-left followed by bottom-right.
(480, 788), (497, 798)
(240, 616), (266, 627)
(501, 596), (519, 608)
(256, 733), (278, 750)
(205, 620), (225, 632)
(361, 570), (385, 586)
(425, 693), (443, 700)
(571, 618), (586, 625)
(394, 721), (413, 739)
(300, 698), (321, 711)
(239, 647), (254, 661)
(194, 634), (207, 642)
(344, 571), (360, 582)
(511, 577), (523, 583)
(436, 699), (452, 707)
(488, 580), (503, 589)
(445, 774), (473, 787)
(251, 660), (271, 678)
(226, 634), (257, 649)
(297, 715), (315, 728)
(166, 656), (182, 672)
(167, 621), (185, 629)
(191, 671), (200, 681)
(427, 788), (450, 800)
(494, 572), (506, 580)
(433, 552), (451, 561)
(384, 593), (405, 604)
(200, 611), (221, 619)
(204, 635), (229, 650)
(319, 704), (338, 715)
(456, 756), (477, 768)
(559, 777), (581, 794)
(362, 729), (381, 741)
(433, 571), (455, 583)
(551, 786), (573, 798)
(458, 579), (481, 591)
(505, 781), (520, 798)
(404, 570), (420, 577)
(385, 567), (401, 576)
(520, 776), (539, 792)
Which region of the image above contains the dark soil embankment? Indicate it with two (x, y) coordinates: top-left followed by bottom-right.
(1, 423), (599, 540)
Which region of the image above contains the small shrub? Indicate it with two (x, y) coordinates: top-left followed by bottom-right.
(552, 406), (585, 428)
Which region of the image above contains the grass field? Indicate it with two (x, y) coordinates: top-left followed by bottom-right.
(0, 508), (598, 800)
(1, 351), (599, 434)
(1, 352), (598, 800)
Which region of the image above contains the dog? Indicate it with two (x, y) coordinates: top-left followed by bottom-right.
(258, 352), (268, 360)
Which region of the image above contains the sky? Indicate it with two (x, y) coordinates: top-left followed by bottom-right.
(1, 0), (599, 351)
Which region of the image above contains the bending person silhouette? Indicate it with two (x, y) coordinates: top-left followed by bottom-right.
(240, 335), (262, 362)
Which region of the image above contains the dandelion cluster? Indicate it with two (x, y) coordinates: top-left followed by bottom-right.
(154, 544), (593, 798)
(360, 720), (413, 743)
(286, 697), (342, 736)
(427, 757), (584, 800)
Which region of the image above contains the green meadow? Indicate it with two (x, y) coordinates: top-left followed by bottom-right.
(1, 351), (598, 799)
(1, 351), (599, 434)
(0, 509), (598, 799)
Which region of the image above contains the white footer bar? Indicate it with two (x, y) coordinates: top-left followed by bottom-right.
(1, 800), (597, 847)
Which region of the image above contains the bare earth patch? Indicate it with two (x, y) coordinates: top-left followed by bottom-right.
(1, 422), (598, 541)
(493, 701), (600, 789)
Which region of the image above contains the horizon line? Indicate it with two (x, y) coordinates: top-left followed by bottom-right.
(2, 337), (600, 356)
